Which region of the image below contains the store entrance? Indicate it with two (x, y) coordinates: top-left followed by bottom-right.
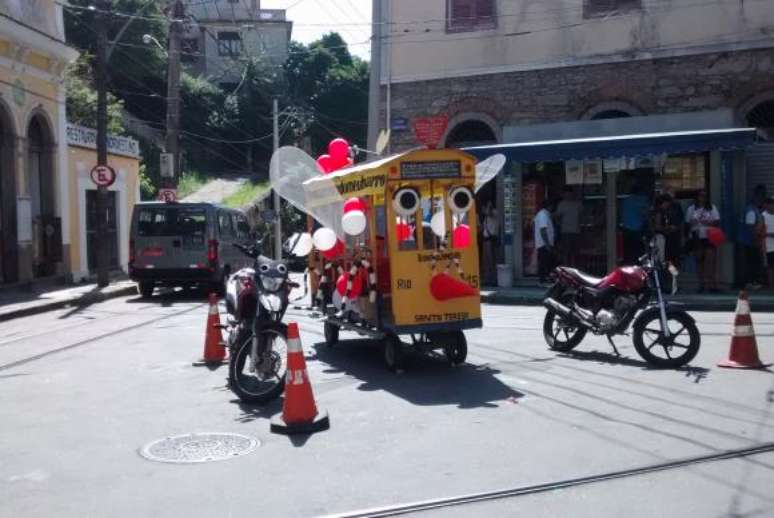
(522, 161), (608, 277)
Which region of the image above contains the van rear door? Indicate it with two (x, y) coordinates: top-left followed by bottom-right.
(134, 205), (209, 269)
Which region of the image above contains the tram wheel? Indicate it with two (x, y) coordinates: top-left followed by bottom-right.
(383, 332), (405, 372)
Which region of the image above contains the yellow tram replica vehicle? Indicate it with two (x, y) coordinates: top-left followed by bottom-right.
(303, 149), (484, 370)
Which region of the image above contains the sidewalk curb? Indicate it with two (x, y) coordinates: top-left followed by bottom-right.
(480, 293), (774, 312)
(0, 285), (138, 323)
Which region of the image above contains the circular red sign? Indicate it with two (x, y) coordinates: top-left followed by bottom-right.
(90, 165), (116, 187)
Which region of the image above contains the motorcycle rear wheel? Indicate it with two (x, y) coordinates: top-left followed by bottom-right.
(543, 300), (587, 352)
(228, 322), (288, 404)
(633, 311), (700, 368)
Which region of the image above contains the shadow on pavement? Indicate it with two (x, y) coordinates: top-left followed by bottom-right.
(310, 338), (524, 409)
(559, 349), (711, 382)
(125, 287), (209, 307)
(232, 397), (282, 424)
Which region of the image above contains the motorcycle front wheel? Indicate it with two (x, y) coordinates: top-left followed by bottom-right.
(632, 311), (700, 368)
(228, 322), (288, 404)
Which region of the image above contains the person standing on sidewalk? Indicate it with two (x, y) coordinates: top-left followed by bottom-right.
(480, 201), (499, 286)
(686, 189), (721, 293)
(620, 183), (649, 264)
(763, 197), (774, 289)
(740, 185), (767, 290)
(534, 199), (556, 286)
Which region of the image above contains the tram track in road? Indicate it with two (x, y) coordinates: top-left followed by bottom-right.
(0, 303), (206, 372)
(328, 442), (774, 518)
(0, 303), (168, 348)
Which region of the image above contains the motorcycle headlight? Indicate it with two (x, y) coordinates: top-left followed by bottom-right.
(260, 276), (284, 292)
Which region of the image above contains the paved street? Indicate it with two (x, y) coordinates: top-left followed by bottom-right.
(1, 292), (773, 517)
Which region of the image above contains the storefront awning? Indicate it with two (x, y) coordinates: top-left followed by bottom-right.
(464, 128), (759, 163)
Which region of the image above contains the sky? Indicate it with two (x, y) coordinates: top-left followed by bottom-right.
(262, 0), (372, 59)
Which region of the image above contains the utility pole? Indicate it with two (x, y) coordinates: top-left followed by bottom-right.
(367, 0), (382, 155)
(273, 98), (281, 260)
(165, 0), (184, 190)
(95, 0), (111, 287)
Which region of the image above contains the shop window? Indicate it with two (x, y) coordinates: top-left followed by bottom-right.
(583, 0), (641, 18)
(447, 0), (497, 32)
(217, 32), (242, 56)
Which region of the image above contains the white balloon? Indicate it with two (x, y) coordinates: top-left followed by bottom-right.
(342, 210), (367, 236)
(430, 210), (446, 237)
(291, 232), (313, 257)
(313, 227), (337, 251)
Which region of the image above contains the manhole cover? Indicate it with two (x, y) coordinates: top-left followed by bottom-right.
(139, 433), (259, 464)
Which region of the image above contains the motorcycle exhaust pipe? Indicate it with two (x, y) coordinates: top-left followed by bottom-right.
(543, 297), (591, 328)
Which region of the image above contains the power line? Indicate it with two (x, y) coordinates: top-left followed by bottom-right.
(59, 0), (772, 28)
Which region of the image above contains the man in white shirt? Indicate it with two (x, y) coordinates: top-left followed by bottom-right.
(534, 199), (556, 285)
(763, 197), (774, 288)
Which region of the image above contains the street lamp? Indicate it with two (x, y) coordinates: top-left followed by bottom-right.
(142, 34), (167, 55)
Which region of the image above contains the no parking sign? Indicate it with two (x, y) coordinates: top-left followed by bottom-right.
(90, 165), (116, 187)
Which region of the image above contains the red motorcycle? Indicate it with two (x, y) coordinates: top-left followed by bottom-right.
(542, 244), (700, 368)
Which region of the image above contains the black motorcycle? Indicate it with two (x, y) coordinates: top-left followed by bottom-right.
(225, 242), (295, 404)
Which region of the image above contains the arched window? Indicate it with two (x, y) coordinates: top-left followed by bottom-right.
(591, 110), (632, 120)
(26, 114), (56, 278)
(0, 101), (18, 283)
(444, 120), (497, 149)
(746, 99), (774, 140)
(581, 101), (643, 121)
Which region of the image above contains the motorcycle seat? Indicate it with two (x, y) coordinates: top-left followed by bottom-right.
(561, 267), (604, 287)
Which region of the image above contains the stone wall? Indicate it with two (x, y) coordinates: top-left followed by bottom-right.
(382, 47), (774, 150)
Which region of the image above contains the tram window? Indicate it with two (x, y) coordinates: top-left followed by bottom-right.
(397, 214), (418, 251)
(451, 211), (472, 249)
(422, 195), (443, 250)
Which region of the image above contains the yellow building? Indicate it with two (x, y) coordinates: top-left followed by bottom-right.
(0, 1), (78, 284)
(66, 124), (141, 281)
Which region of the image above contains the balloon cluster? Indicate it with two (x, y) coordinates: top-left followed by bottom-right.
(316, 138), (353, 175)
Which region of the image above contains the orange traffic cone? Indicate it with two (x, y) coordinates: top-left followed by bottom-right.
(270, 322), (329, 435)
(718, 291), (771, 369)
(192, 293), (227, 367)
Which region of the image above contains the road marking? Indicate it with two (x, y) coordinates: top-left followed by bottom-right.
(0, 304), (205, 372)
(326, 442), (774, 518)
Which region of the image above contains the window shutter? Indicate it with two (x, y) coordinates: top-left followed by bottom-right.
(451, 0), (474, 26)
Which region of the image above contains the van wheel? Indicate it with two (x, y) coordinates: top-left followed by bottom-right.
(138, 282), (154, 299)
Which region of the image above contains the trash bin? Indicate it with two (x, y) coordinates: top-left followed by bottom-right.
(496, 264), (512, 288)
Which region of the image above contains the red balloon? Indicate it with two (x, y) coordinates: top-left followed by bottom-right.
(452, 224), (471, 248)
(707, 227), (726, 247)
(316, 154), (335, 174)
(328, 138), (350, 161)
(396, 222), (411, 241)
(322, 239), (345, 260)
(343, 197), (366, 214)
(336, 271), (363, 298)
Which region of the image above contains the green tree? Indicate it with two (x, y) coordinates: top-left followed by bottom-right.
(284, 33), (369, 156)
(65, 55), (126, 134)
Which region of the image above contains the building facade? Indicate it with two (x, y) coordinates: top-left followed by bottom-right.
(183, 0), (292, 88)
(66, 124), (141, 282)
(374, 0), (774, 285)
(0, 0), (78, 284)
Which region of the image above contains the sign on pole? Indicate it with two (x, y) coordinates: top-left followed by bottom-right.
(160, 153), (174, 178)
(90, 164), (116, 187)
(158, 188), (177, 203)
